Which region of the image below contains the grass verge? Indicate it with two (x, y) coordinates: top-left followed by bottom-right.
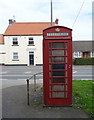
(73, 80), (94, 118)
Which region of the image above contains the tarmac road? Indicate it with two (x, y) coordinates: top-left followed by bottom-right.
(0, 65), (93, 89)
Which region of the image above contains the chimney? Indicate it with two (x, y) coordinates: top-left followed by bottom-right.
(9, 19), (16, 25)
(55, 18), (59, 25)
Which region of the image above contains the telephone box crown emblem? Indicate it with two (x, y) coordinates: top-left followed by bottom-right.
(55, 28), (60, 32)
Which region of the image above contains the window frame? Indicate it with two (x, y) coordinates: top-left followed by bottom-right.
(28, 37), (34, 45)
(13, 52), (19, 61)
(91, 51), (94, 57)
(74, 52), (81, 57)
(12, 37), (18, 46)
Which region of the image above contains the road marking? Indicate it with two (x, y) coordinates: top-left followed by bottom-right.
(0, 79), (8, 80)
(9, 79), (26, 80)
(0, 74), (43, 77)
(73, 75), (93, 76)
(0, 75), (32, 76)
(0, 71), (8, 75)
(73, 79), (93, 80)
(24, 71), (31, 74)
(81, 79), (90, 80)
(0, 79), (26, 81)
(73, 71), (77, 74)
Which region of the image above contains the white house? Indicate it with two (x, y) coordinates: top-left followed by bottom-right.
(0, 20), (93, 66)
(2, 20), (55, 66)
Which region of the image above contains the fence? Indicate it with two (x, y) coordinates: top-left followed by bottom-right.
(26, 72), (43, 105)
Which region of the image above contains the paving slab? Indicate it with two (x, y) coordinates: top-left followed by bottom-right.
(2, 84), (91, 119)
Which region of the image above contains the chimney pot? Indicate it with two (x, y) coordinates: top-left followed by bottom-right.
(9, 19), (16, 25)
(55, 18), (59, 25)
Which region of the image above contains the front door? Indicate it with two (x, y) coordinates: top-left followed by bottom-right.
(29, 52), (34, 65)
(83, 52), (90, 58)
(44, 40), (72, 106)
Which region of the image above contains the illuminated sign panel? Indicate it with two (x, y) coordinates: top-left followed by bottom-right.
(47, 32), (69, 36)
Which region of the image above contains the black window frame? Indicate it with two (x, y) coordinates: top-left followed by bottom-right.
(28, 37), (34, 45)
(12, 37), (18, 45)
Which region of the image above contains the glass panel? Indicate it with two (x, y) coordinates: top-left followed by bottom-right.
(92, 51), (94, 57)
(52, 50), (64, 56)
(51, 57), (64, 63)
(52, 92), (64, 98)
(50, 78), (65, 83)
(29, 40), (34, 45)
(29, 52), (34, 55)
(50, 64), (65, 69)
(50, 85), (64, 91)
(52, 43), (64, 48)
(29, 37), (33, 40)
(49, 71), (65, 76)
(13, 52), (18, 60)
(13, 37), (17, 40)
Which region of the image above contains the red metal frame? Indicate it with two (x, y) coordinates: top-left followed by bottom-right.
(43, 26), (72, 106)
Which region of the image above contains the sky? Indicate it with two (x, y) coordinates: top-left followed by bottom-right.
(0, 0), (93, 40)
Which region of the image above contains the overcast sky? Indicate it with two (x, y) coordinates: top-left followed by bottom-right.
(0, 0), (93, 40)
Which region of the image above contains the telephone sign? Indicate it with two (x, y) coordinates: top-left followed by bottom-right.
(43, 26), (72, 106)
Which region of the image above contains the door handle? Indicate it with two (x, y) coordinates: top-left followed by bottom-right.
(68, 65), (71, 68)
(65, 64), (71, 70)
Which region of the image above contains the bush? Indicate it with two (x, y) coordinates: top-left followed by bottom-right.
(73, 57), (94, 65)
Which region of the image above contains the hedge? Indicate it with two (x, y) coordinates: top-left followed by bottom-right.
(73, 57), (94, 65)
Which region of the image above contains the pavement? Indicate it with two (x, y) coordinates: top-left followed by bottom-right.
(2, 83), (92, 119)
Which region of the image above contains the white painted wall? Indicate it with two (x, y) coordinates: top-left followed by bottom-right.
(0, 44), (6, 64)
(4, 35), (43, 66)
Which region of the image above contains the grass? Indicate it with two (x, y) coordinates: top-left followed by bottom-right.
(73, 80), (94, 118)
(33, 101), (42, 105)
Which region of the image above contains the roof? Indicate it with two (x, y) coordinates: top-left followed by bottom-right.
(73, 41), (94, 52)
(0, 34), (4, 44)
(4, 22), (55, 36)
(43, 25), (72, 31)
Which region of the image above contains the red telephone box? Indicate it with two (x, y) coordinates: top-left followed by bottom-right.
(43, 26), (72, 106)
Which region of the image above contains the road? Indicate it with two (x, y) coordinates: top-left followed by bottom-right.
(0, 66), (43, 88)
(73, 65), (93, 80)
(0, 65), (93, 88)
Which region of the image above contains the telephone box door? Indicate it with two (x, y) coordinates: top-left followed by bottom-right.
(43, 26), (72, 106)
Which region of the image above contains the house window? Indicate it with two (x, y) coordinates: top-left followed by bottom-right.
(13, 37), (18, 45)
(91, 51), (94, 57)
(74, 52), (81, 57)
(13, 52), (19, 60)
(28, 37), (34, 45)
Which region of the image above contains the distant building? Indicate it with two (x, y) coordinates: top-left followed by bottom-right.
(73, 41), (94, 58)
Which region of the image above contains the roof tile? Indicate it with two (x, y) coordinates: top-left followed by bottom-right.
(4, 22), (55, 35)
(0, 34), (4, 44)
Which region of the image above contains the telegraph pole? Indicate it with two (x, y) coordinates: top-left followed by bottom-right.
(51, 0), (53, 26)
